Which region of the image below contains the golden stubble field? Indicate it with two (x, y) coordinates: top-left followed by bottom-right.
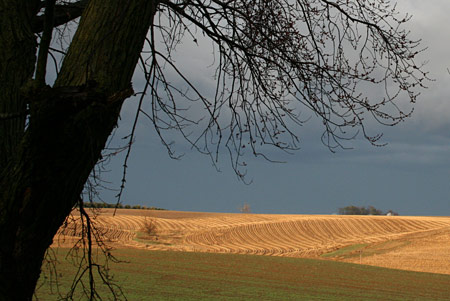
(54, 209), (450, 275)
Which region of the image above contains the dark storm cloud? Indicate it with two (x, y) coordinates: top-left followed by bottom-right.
(101, 1), (450, 216)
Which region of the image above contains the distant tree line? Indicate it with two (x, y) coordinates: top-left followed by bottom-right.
(338, 206), (398, 216)
(81, 202), (166, 210)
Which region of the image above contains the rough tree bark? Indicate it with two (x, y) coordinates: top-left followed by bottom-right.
(0, 0), (158, 299)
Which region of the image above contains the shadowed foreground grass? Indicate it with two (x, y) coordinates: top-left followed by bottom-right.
(35, 248), (450, 300)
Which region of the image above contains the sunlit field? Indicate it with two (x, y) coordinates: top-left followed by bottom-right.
(36, 209), (450, 299)
(54, 209), (450, 275)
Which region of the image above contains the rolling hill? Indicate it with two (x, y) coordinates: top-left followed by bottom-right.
(53, 209), (450, 275)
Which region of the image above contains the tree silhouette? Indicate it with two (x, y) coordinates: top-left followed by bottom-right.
(0, 0), (426, 299)
(240, 203), (251, 213)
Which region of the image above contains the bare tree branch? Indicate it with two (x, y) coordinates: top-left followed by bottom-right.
(140, 0), (428, 177)
(33, 0), (88, 33)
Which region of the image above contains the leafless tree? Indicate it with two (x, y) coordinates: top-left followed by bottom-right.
(0, 0), (427, 299)
(141, 216), (158, 238)
(240, 203), (251, 213)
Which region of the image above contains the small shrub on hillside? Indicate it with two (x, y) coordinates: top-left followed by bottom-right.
(141, 217), (158, 238)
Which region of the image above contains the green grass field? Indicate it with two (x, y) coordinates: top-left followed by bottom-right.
(35, 248), (450, 300)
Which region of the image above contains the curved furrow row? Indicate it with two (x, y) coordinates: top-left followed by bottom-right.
(271, 221), (305, 252)
(373, 219), (410, 234)
(92, 215), (139, 231)
(348, 218), (449, 242)
(339, 218), (367, 239)
(185, 224), (257, 254)
(300, 219), (334, 244)
(299, 218), (360, 247)
(244, 223), (283, 255)
(153, 218), (189, 231)
(182, 229), (219, 250)
(351, 218), (385, 237)
(263, 222), (308, 254)
(381, 218), (410, 232)
(229, 223), (279, 255)
(185, 220), (308, 256)
(107, 216), (140, 230)
(312, 219), (346, 242)
(201, 226), (254, 253)
(276, 220), (304, 250)
(100, 228), (135, 241)
(238, 223), (286, 255)
(331, 218), (407, 243)
(288, 219), (329, 250)
(401, 218), (446, 231)
(254, 221), (300, 254)
(55, 211), (450, 260)
(287, 219), (323, 249)
(254, 219), (336, 253)
(225, 227), (259, 254)
(242, 223), (280, 255)
(210, 226), (252, 254)
(181, 217), (450, 257)
(57, 219), (136, 242)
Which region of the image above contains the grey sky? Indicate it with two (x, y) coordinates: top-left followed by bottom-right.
(98, 1), (450, 216)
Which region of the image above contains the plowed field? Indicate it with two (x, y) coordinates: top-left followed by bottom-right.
(53, 209), (450, 275)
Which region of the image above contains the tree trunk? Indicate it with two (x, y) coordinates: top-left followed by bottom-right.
(0, 1), (158, 299)
(0, 0), (38, 173)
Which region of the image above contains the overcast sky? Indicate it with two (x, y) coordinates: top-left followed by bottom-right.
(97, 1), (450, 216)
